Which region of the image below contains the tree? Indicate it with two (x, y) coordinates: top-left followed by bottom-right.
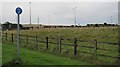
(104, 22), (107, 26)
(4, 21), (12, 25)
(87, 24), (90, 27)
(95, 24), (99, 27)
(71, 25), (74, 27)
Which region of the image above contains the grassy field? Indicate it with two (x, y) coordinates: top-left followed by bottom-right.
(5, 27), (118, 42)
(2, 27), (120, 65)
(0, 40), (2, 66)
(2, 43), (91, 65)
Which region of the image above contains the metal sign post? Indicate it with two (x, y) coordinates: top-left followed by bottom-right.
(15, 7), (23, 59)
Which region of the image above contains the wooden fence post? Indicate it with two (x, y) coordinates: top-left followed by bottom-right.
(74, 38), (77, 55)
(6, 33), (7, 41)
(59, 37), (62, 53)
(94, 39), (97, 60)
(11, 33), (13, 43)
(46, 36), (48, 50)
(35, 35), (38, 49)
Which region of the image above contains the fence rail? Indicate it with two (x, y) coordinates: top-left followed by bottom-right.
(2, 32), (120, 63)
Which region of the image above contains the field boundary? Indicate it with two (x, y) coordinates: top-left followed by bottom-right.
(2, 32), (120, 64)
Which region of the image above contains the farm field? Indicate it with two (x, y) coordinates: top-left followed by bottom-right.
(0, 41), (2, 66)
(4, 27), (118, 42)
(2, 1), (120, 66)
(2, 27), (120, 65)
(2, 43), (91, 65)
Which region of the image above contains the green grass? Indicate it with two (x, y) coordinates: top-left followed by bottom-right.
(2, 27), (119, 64)
(0, 41), (2, 66)
(2, 43), (91, 65)
(5, 27), (118, 43)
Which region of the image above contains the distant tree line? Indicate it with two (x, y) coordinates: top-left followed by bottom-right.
(1, 22), (23, 31)
(1, 22), (118, 31)
(86, 23), (118, 27)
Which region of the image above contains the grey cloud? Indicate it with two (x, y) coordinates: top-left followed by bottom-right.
(2, 2), (118, 25)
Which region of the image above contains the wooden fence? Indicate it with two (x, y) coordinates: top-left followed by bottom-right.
(2, 32), (120, 63)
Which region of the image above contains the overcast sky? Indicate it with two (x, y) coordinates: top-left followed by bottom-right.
(1, 2), (118, 25)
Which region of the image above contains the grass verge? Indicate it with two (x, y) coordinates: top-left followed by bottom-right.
(2, 43), (91, 65)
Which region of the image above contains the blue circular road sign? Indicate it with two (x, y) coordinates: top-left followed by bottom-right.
(15, 7), (22, 15)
